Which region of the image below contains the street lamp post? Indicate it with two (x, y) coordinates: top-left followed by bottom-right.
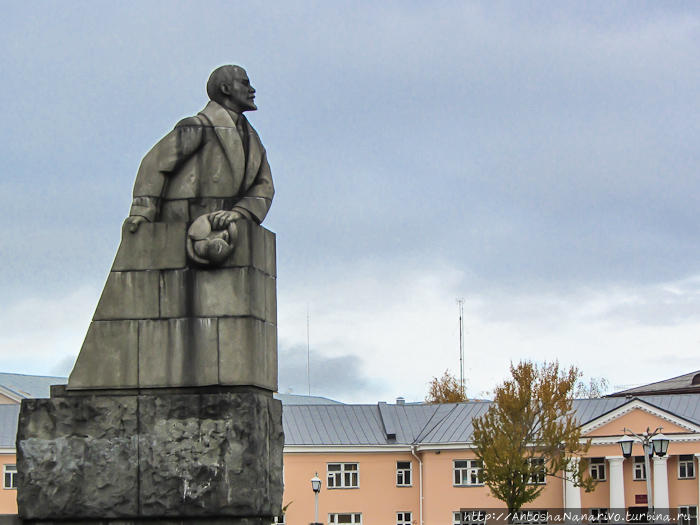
(618, 427), (669, 522)
(310, 472), (322, 525)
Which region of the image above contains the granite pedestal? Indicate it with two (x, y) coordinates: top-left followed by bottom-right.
(17, 389), (283, 522)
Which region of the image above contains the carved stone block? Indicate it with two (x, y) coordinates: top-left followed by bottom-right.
(225, 221), (277, 277)
(138, 318), (219, 388)
(68, 221), (277, 391)
(192, 268), (267, 319)
(93, 271), (160, 320)
(159, 269), (193, 318)
(218, 318), (277, 391)
(112, 222), (187, 271)
(68, 320), (138, 389)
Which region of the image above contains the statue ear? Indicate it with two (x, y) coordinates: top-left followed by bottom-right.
(219, 82), (231, 96)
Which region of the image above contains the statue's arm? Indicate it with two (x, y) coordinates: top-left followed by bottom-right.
(126, 118), (204, 231)
(232, 149), (275, 224)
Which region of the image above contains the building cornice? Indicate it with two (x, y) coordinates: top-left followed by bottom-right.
(0, 386), (23, 403)
(285, 445), (414, 454)
(580, 398), (700, 435)
(588, 433), (700, 446)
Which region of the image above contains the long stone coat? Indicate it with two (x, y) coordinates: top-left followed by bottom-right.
(129, 100), (274, 224)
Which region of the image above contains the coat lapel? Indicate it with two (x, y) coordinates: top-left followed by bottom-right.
(198, 101), (245, 183)
(241, 116), (262, 188)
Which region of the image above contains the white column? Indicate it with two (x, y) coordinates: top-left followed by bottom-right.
(607, 456), (626, 510)
(696, 455), (700, 513)
(565, 457), (582, 510)
(653, 456), (669, 510)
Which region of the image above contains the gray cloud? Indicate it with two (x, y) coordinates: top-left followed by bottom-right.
(1, 2), (699, 396)
(278, 344), (382, 401)
(2, 3), (699, 301)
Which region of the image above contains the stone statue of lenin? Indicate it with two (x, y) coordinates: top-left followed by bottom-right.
(126, 64), (274, 234)
(18, 66), (283, 523)
(65, 64), (279, 392)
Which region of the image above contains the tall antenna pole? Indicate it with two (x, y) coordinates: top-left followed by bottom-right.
(457, 298), (465, 398)
(306, 305), (311, 396)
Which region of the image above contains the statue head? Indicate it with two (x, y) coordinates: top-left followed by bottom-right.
(207, 65), (257, 113)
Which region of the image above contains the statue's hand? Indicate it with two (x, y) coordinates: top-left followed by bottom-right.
(124, 215), (148, 233)
(210, 210), (242, 230)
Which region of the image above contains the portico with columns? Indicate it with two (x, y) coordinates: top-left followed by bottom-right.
(568, 399), (700, 515)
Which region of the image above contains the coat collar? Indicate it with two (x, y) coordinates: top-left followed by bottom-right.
(200, 100), (237, 128)
(197, 101), (262, 187)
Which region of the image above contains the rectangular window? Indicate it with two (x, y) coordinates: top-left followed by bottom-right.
(396, 511), (412, 525)
(3, 465), (17, 490)
(453, 459), (483, 486)
(327, 463), (359, 489)
(679, 506), (698, 525)
(329, 513), (362, 524)
(633, 456), (646, 481)
(271, 516), (285, 525)
(679, 455), (696, 479)
(590, 508), (609, 523)
(589, 458), (606, 481)
(396, 461), (412, 486)
(526, 458), (546, 484)
(512, 510), (548, 524)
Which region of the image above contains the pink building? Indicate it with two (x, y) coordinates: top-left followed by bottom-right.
(282, 372), (700, 525)
(1, 371), (699, 525)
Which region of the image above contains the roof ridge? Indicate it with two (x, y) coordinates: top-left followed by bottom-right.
(613, 370), (700, 394)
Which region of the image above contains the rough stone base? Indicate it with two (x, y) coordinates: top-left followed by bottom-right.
(16, 391), (283, 521)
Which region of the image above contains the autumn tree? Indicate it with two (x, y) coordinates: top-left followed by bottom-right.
(472, 361), (595, 517)
(425, 370), (467, 403)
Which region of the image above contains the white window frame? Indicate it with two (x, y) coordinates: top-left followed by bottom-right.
(679, 455), (696, 479)
(396, 460), (412, 486)
(589, 458), (606, 481)
(328, 512), (362, 524)
(633, 456), (646, 481)
(526, 458), (546, 485)
(679, 506), (698, 525)
(327, 463), (359, 489)
(453, 459), (483, 486)
(396, 511), (412, 525)
(272, 516), (285, 525)
(3, 464), (17, 490)
(590, 508), (609, 523)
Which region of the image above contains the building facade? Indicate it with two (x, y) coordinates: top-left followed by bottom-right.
(281, 394), (700, 525)
(1, 372), (699, 524)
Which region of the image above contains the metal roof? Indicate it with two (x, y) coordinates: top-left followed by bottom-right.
(609, 370), (700, 396)
(283, 394), (700, 446)
(0, 405), (20, 447)
(274, 393), (343, 405)
(0, 373), (66, 400)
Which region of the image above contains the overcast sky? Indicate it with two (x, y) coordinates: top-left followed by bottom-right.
(1, 1), (698, 403)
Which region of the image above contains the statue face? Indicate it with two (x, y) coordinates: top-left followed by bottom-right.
(223, 69), (257, 113)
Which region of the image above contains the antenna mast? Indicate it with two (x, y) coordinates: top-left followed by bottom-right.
(306, 305), (311, 396)
(457, 298), (465, 397)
